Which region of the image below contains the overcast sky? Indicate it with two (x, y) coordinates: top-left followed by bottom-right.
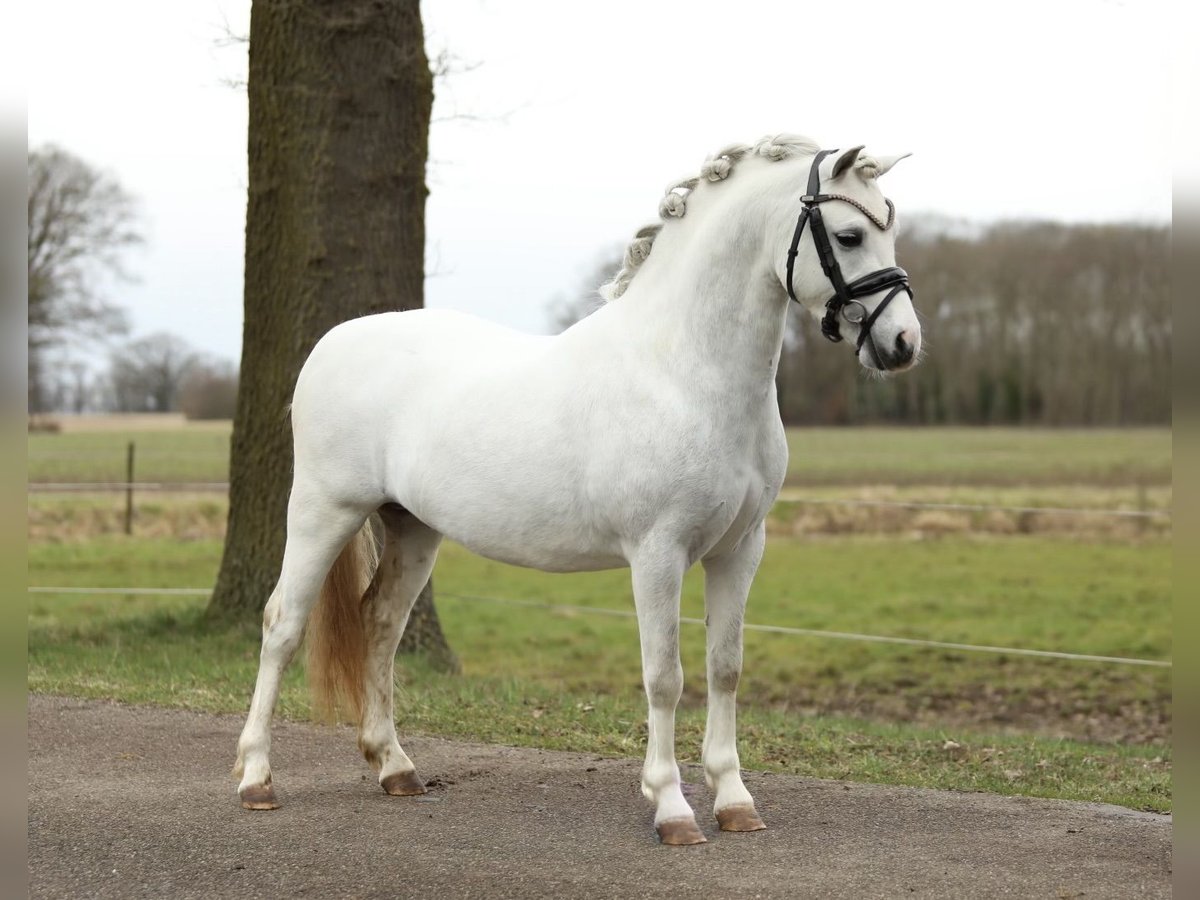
(26, 0), (1179, 367)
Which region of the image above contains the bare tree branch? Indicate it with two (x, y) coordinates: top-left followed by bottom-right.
(27, 145), (142, 411)
(106, 332), (199, 413)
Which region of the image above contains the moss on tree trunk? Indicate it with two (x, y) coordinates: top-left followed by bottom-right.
(208, 0), (455, 671)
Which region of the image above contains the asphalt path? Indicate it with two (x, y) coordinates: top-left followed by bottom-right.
(28, 695), (1171, 899)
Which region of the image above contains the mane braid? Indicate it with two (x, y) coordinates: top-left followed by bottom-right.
(600, 134), (820, 301)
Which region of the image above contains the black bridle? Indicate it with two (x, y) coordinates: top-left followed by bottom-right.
(784, 149), (913, 363)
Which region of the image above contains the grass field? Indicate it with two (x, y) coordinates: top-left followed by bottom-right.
(27, 534), (1172, 740)
(28, 533), (1172, 811)
(28, 422), (1173, 487)
(26, 418), (1173, 812)
(28, 426), (232, 484)
(784, 427), (1172, 486)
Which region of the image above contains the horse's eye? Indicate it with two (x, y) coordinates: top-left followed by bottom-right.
(835, 231), (863, 248)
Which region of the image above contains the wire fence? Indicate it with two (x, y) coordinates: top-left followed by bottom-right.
(29, 482), (230, 492)
(28, 446), (1171, 671)
(25, 480), (1171, 520)
(26, 585), (1172, 669)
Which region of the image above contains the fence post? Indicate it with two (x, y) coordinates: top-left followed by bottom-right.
(125, 441), (135, 536)
(1136, 480), (1147, 537)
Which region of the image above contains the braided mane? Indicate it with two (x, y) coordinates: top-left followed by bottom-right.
(599, 134), (824, 301)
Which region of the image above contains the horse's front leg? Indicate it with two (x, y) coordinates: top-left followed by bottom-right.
(700, 521), (767, 832)
(630, 547), (705, 845)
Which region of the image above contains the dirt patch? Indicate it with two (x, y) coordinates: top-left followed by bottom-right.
(733, 682), (1172, 745)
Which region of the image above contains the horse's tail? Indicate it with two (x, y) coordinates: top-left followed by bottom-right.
(305, 522), (379, 724)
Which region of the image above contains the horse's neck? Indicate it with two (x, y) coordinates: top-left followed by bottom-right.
(611, 218), (790, 408)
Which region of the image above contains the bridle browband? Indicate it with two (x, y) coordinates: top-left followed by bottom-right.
(784, 149), (914, 364)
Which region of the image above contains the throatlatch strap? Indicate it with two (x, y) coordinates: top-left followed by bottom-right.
(785, 210), (810, 303)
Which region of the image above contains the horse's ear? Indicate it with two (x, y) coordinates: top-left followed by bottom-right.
(830, 145), (865, 180)
(867, 152), (912, 178)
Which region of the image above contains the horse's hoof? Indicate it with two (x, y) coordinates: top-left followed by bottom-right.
(239, 784), (280, 811)
(716, 804), (766, 832)
(381, 770), (427, 796)
(656, 816), (708, 846)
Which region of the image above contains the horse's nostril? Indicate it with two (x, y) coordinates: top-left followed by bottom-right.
(894, 331), (915, 365)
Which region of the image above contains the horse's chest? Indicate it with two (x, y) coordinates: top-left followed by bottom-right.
(674, 429), (786, 561)
(685, 474), (776, 562)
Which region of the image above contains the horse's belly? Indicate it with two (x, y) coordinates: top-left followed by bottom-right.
(406, 475), (629, 572)
(454, 532), (628, 574)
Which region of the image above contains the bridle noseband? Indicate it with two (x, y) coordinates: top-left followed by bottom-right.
(784, 149), (914, 362)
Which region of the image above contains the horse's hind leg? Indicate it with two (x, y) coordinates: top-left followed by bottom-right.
(701, 521), (767, 832)
(357, 506), (443, 795)
(234, 488), (369, 810)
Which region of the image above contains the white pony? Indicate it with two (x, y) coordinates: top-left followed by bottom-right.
(234, 134), (921, 845)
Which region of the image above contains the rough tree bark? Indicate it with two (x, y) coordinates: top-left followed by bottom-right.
(208, 0), (456, 671)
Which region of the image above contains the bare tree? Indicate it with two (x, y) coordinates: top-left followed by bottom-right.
(770, 216), (1169, 427)
(27, 146), (141, 411)
(207, 0), (456, 671)
(179, 358), (239, 420)
(107, 332), (198, 413)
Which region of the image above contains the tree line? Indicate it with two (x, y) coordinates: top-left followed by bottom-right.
(27, 146), (238, 420)
(551, 217), (1171, 427)
(780, 218), (1170, 426)
(38, 332), (238, 419)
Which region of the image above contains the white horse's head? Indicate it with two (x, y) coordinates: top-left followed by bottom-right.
(774, 142), (922, 373)
(600, 134), (922, 374)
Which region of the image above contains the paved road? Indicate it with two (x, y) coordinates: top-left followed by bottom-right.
(28, 695), (1171, 899)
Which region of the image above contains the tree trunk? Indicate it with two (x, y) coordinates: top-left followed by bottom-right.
(208, 0), (456, 670)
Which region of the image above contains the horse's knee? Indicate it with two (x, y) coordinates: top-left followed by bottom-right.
(708, 657), (742, 695)
(644, 659), (683, 708)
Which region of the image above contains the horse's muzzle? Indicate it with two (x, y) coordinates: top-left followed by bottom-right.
(873, 329), (918, 371)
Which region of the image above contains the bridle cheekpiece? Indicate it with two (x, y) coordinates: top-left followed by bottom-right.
(784, 149), (913, 360)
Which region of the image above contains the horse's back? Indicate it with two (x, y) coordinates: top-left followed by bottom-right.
(289, 309), (544, 496)
(309, 308), (539, 369)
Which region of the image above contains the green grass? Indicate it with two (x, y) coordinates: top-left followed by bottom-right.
(28, 534), (1171, 811)
(784, 427), (1171, 486)
(27, 614), (1170, 812)
(28, 424), (1171, 487)
(28, 427), (231, 483)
